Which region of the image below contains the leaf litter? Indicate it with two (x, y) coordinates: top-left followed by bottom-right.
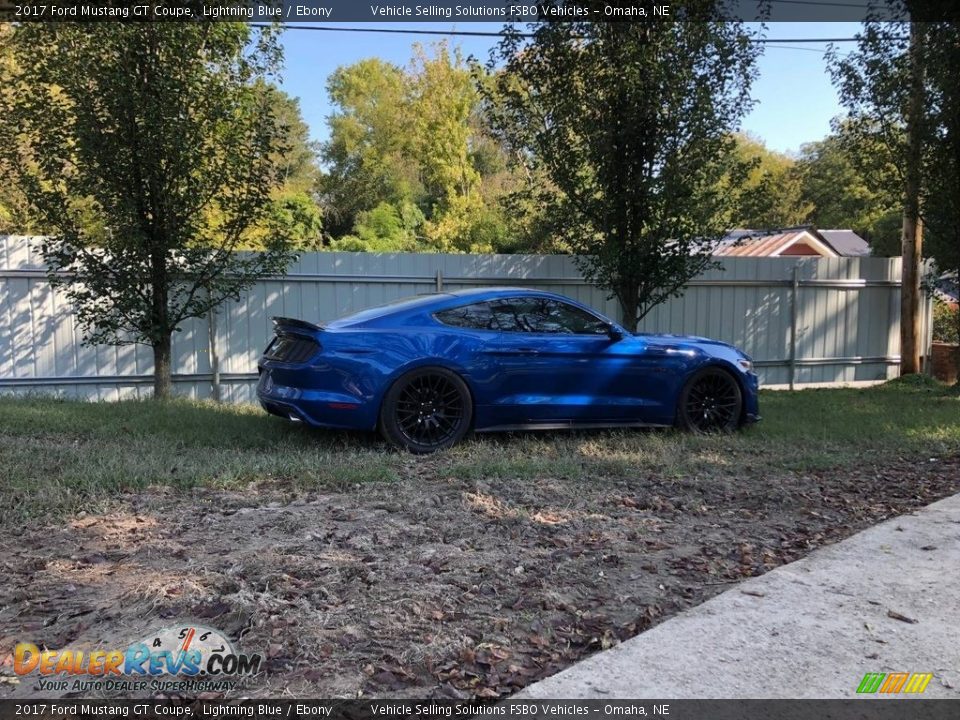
(1, 455), (957, 699)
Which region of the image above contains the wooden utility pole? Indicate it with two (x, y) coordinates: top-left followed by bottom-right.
(900, 21), (925, 375)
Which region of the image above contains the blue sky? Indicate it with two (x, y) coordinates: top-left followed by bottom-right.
(278, 22), (861, 156)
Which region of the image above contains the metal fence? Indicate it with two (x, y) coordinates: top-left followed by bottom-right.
(0, 234), (929, 401)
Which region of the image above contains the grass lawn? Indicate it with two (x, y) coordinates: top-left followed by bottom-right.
(0, 376), (958, 523)
(1, 377), (959, 699)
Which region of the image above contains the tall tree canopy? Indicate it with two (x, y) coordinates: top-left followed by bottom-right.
(0, 23), (302, 398)
(731, 133), (811, 229)
(920, 22), (960, 279)
(486, 8), (761, 328)
(0, 24), (36, 234)
(796, 131), (901, 254)
(319, 43), (532, 253)
(830, 16), (960, 370)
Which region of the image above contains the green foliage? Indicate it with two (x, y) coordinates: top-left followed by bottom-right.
(257, 84), (325, 249)
(319, 43), (531, 253)
(828, 19), (960, 269)
(920, 23), (960, 278)
(726, 130), (904, 254)
(0, 23), (298, 398)
(320, 58), (413, 235)
(0, 24), (39, 234)
(485, 14), (762, 328)
(407, 45), (481, 211)
(263, 84), (322, 196)
(796, 130), (901, 254)
(261, 192), (324, 251)
(329, 201), (425, 252)
(933, 299), (959, 345)
(730, 133), (811, 229)
(863, 211), (904, 257)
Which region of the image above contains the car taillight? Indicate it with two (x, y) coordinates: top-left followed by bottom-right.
(264, 334), (321, 363)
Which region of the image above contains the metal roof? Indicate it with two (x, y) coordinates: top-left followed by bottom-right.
(714, 228), (837, 257)
(820, 230), (872, 257)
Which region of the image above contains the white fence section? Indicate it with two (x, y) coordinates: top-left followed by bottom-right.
(0, 235), (924, 401)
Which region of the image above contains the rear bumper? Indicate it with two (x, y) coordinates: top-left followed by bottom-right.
(256, 366), (378, 430)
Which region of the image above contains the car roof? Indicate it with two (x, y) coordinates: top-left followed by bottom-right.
(326, 287), (587, 328)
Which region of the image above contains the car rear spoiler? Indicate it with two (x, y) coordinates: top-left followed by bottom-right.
(271, 316), (324, 333)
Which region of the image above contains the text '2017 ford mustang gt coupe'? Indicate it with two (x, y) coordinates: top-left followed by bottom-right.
(257, 288), (760, 452)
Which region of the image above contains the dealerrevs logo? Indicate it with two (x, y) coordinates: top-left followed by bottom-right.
(14, 624), (262, 694)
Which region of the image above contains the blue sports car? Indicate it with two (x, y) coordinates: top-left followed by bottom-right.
(257, 288), (760, 452)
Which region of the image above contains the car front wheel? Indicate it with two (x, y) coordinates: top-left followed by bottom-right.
(379, 367), (473, 453)
(676, 367), (743, 432)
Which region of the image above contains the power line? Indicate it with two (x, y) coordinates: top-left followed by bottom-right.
(254, 24), (536, 38)
(753, 38), (869, 42)
(769, 0), (874, 7)
(256, 24), (878, 42)
(764, 44), (856, 57)
(764, 44), (836, 53)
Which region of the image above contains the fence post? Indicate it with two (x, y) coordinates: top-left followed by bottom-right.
(208, 307), (221, 402)
(435, 268), (443, 292)
(789, 263), (800, 391)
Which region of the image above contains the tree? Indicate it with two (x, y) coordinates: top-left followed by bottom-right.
(319, 43), (531, 253)
(919, 22), (960, 369)
(486, 10), (761, 329)
(829, 15), (960, 375)
(731, 133), (811, 229)
(250, 84), (324, 250)
(0, 24), (38, 234)
(0, 23), (298, 398)
(319, 58), (414, 237)
(265, 87), (322, 196)
(795, 131), (900, 252)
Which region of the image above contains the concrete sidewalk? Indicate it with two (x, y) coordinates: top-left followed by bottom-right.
(519, 493), (960, 699)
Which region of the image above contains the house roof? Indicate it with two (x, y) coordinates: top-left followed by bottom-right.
(819, 230), (871, 257)
(935, 273), (959, 304)
(715, 226), (871, 258)
(714, 227), (838, 257)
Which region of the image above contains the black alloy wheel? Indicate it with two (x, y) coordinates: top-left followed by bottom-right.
(380, 367), (472, 453)
(677, 367), (743, 432)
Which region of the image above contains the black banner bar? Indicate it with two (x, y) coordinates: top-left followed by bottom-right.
(2, 0), (955, 24)
(1, 700), (959, 720)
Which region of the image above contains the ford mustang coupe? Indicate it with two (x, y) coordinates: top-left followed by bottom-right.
(257, 288), (760, 452)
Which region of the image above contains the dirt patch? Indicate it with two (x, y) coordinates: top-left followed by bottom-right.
(2, 455), (959, 699)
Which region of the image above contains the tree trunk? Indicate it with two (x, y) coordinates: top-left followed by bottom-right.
(955, 278), (960, 382)
(618, 283), (640, 333)
(152, 334), (173, 400)
(900, 211), (923, 374)
(900, 22), (925, 376)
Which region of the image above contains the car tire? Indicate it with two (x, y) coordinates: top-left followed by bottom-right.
(379, 366), (473, 453)
(676, 367), (743, 433)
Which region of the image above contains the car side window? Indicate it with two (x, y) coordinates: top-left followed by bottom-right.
(491, 298), (609, 335)
(434, 302), (499, 331)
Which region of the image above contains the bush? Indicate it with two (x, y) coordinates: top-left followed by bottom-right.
(933, 299), (959, 344)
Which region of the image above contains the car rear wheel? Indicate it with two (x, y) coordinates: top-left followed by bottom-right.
(380, 367), (473, 453)
(676, 367), (743, 432)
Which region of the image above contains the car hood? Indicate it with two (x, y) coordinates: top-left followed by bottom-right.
(634, 332), (746, 357)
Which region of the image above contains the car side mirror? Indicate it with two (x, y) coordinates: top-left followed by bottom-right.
(606, 324), (624, 341)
